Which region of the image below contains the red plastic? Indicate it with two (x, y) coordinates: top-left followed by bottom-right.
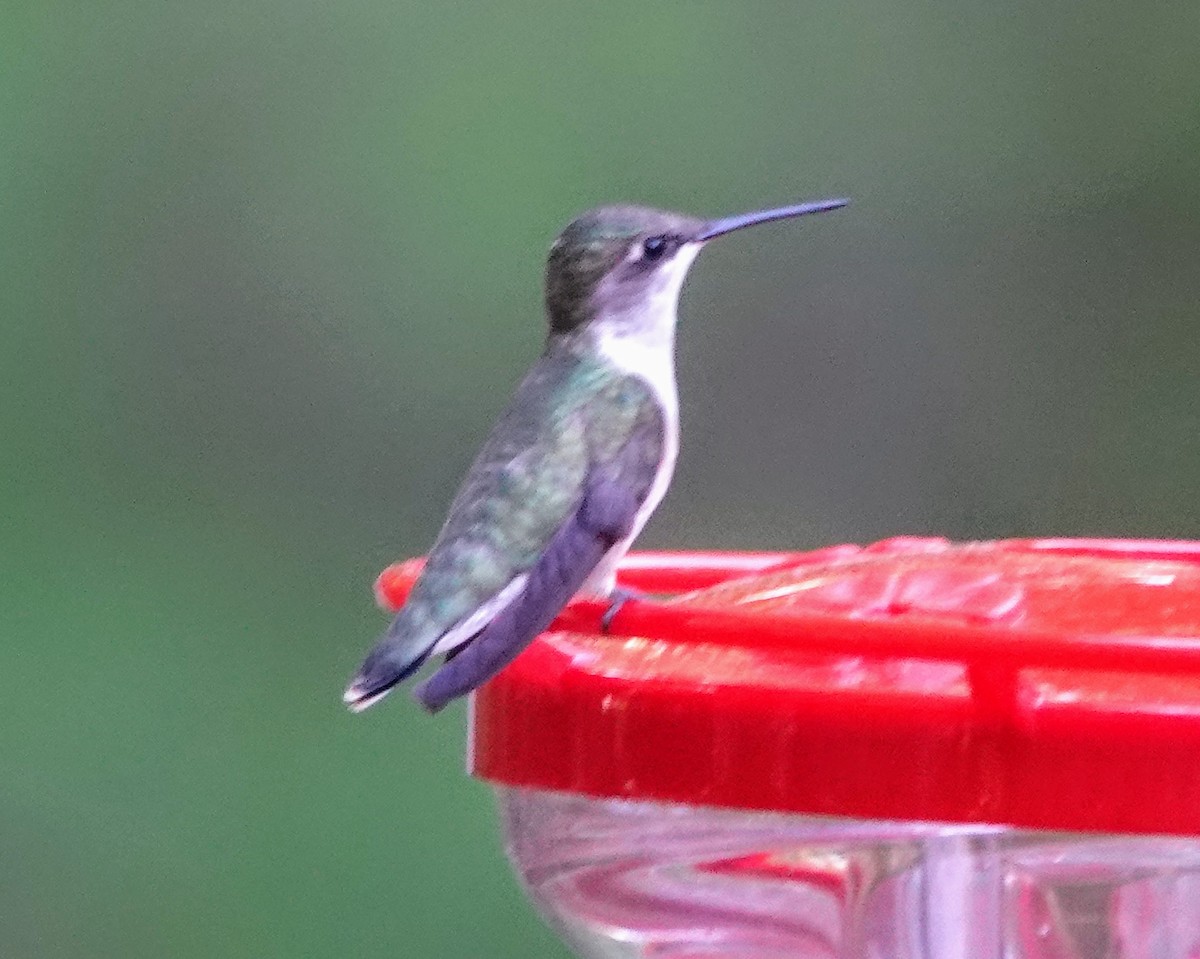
(375, 538), (1200, 836)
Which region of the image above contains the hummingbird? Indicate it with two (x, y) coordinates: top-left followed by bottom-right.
(343, 197), (848, 714)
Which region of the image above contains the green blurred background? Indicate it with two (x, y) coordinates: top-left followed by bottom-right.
(3, 1), (1198, 955)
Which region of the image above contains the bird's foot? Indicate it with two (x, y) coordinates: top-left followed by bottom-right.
(600, 586), (652, 633)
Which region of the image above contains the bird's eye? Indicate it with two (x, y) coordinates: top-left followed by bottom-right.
(641, 235), (670, 261)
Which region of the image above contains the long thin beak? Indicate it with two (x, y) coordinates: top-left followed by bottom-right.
(698, 197), (849, 241)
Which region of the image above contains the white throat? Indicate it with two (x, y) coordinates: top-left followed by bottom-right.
(579, 243), (701, 596)
(592, 242), (700, 399)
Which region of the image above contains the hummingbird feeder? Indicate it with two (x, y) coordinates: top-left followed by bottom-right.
(376, 537), (1200, 959)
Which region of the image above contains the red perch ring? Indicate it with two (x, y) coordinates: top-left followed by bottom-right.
(375, 537), (1200, 836)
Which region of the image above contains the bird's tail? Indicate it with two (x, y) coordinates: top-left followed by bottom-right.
(342, 618), (436, 712)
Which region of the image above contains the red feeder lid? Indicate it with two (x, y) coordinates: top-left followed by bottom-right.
(375, 538), (1200, 836)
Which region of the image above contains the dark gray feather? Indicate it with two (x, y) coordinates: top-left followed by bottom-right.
(344, 343), (664, 710)
(413, 412), (664, 711)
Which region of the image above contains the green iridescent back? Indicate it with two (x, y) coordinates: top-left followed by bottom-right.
(394, 345), (664, 647)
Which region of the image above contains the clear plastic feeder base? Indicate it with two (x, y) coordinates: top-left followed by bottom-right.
(499, 786), (1200, 959)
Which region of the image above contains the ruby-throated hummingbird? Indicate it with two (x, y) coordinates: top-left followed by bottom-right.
(343, 197), (848, 713)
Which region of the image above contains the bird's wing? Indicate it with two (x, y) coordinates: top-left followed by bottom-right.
(344, 350), (662, 711)
(413, 388), (665, 711)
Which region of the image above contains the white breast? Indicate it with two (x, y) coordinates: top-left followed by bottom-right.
(577, 244), (699, 596)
